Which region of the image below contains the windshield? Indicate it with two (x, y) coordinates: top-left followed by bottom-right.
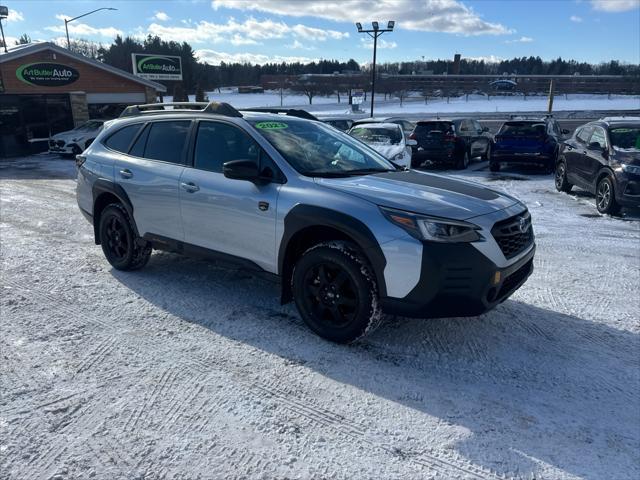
(499, 122), (546, 136)
(249, 119), (396, 177)
(350, 126), (402, 145)
(609, 127), (640, 150)
(74, 121), (103, 132)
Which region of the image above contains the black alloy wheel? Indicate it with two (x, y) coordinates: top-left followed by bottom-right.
(555, 161), (572, 192)
(99, 204), (151, 270)
(595, 175), (621, 215)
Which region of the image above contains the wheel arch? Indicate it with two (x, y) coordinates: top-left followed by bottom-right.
(278, 205), (387, 304)
(92, 180), (138, 244)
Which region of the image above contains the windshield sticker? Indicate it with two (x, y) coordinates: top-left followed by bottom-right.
(255, 122), (288, 130)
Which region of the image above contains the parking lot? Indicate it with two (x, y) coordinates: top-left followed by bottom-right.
(1, 155), (638, 479)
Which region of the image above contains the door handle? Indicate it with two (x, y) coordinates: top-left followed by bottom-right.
(119, 169), (133, 179)
(181, 182), (200, 193)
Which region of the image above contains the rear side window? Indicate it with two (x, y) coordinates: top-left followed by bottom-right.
(143, 121), (191, 164)
(104, 124), (143, 153)
(194, 121), (260, 173)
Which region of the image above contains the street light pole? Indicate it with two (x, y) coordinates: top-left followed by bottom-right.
(64, 7), (117, 49)
(0, 6), (9, 53)
(356, 21), (395, 117)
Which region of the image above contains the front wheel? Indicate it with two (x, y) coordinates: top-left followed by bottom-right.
(555, 160), (572, 192)
(595, 175), (621, 215)
(292, 241), (382, 343)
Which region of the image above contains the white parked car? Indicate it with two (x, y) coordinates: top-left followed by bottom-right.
(348, 123), (416, 168)
(49, 120), (106, 156)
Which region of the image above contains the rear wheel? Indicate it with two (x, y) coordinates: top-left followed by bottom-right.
(292, 241), (382, 343)
(555, 160), (573, 192)
(595, 175), (621, 215)
(99, 203), (151, 270)
(456, 149), (470, 170)
(482, 142), (492, 161)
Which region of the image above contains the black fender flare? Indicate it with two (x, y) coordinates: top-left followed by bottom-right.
(278, 204), (388, 303)
(91, 179), (138, 243)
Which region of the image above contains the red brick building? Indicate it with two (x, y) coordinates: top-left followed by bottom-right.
(0, 42), (166, 157)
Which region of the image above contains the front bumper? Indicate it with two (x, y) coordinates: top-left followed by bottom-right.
(380, 240), (535, 318)
(48, 140), (79, 155)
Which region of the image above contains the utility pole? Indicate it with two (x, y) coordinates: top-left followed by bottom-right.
(63, 7), (117, 49)
(355, 21), (395, 117)
(547, 79), (555, 113)
(0, 6), (9, 54)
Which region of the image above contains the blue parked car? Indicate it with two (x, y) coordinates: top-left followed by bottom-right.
(490, 117), (569, 172)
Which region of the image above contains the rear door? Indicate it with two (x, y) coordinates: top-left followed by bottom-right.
(179, 120), (282, 272)
(113, 120), (191, 240)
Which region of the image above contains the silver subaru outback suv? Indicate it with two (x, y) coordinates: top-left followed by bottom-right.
(76, 102), (535, 343)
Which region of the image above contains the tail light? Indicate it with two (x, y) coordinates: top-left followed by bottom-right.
(409, 133), (417, 140)
(443, 133), (456, 142)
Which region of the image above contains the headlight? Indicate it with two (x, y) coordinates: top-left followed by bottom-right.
(621, 164), (640, 175)
(380, 207), (482, 243)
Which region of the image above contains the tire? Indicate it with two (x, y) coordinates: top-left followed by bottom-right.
(489, 161), (500, 172)
(98, 203), (151, 270)
(482, 142), (492, 161)
(291, 241), (382, 344)
(455, 149), (470, 170)
(595, 175), (621, 215)
(555, 160), (573, 193)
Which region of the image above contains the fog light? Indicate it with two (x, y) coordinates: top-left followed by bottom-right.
(492, 271), (501, 285)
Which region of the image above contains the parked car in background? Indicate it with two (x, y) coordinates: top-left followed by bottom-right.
(49, 120), (106, 157)
(409, 118), (492, 169)
(352, 116), (416, 135)
(348, 123), (415, 168)
(555, 117), (640, 214)
(317, 115), (354, 132)
(490, 116), (569, 172)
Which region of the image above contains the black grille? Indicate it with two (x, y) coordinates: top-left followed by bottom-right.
(491, 211), (534, 259)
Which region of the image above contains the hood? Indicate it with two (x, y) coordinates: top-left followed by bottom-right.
(316, 170), (520, 220)
(367, 143), (405, 160)
(613, 147), (640, 164)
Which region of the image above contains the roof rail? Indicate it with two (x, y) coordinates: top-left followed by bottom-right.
(241, 107), (319, 121)
(119, 101), (243, 118)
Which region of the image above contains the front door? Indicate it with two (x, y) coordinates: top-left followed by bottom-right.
(179, 120), (281, 272)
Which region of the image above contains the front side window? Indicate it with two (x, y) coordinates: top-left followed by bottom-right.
(143, 121), (191, 164)
(194, 121), (260, 173)
(104, 123), (143, 153)
(250, 119), (395, 177)
(589, 127), (607, 149)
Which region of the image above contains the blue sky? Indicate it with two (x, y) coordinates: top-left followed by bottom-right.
(3, 0), (639, 65)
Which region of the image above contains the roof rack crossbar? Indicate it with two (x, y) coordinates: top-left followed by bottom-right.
(119, 101), (243, 118)
(241, 107), (318, 121)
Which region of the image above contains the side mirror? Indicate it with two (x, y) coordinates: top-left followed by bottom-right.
(482, 126), (490, 133)
(223, 159), (260, 182)
(587, 142), (604, 152)
(562, 128), (570, 135)
(406, 139), (417, 147)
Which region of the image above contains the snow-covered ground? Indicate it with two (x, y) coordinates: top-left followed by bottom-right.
(1, 156), (639, 479)
(165, 88), (640, 116)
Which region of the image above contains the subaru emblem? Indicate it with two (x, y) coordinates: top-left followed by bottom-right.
(519, 217), (528, 233)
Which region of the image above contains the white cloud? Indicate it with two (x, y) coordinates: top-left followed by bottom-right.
(6, 9), (24, 22)
(591, 0), (639, 12)
(359, 37), (398, 49)
(287, 39), (316, 50)
(143, 17), (348, 45)
(47, 21), (123, 39)
(195, 49), (317, 65)
(570, 15), (584, 22)
(212, 0), (514, 36)
(465, 55), (504, 63)
(506, 36), (534, 43)
(154, 11), (170, 21)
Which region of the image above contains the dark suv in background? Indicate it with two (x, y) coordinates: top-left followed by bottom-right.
(555, 117), (640, 214)
(490, 116), (569, 172)
(409, 118), (492, 169)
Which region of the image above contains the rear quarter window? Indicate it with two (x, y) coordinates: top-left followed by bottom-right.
(103, 124), (143, 153)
